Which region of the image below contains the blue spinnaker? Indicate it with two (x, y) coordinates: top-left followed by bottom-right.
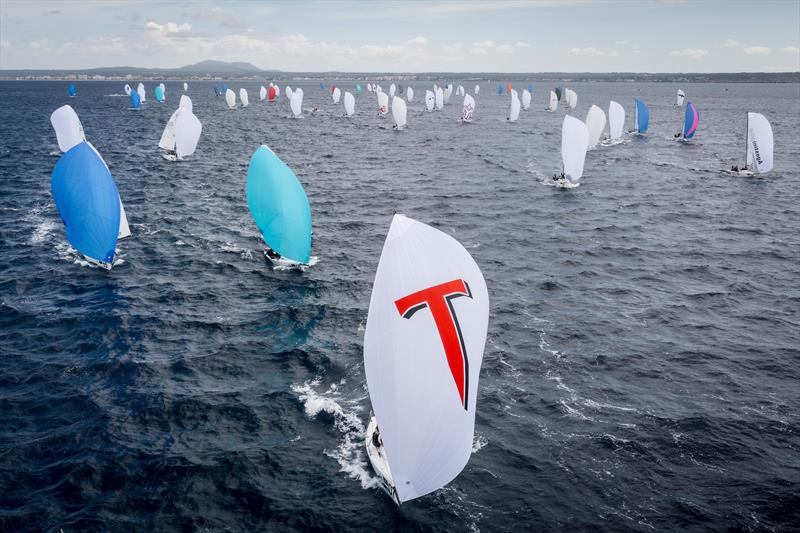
(635, 98), (650, 133)
(68, 84), (76, 97)
(497, 84), (503, 95)
(130, 89), (141, 109)
(320, 82), (325, 90)
(527, 83), (533, 92)
(246, 145), (312, 265)
(51, 142), (120, 264)
(355, 84), (362, 94)
(222, 84), (228, 93)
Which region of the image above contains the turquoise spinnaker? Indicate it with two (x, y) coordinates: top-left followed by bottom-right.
(154, 85), (165, 102)
(51, 142), (120, 264)
(246, 145), (312, 264)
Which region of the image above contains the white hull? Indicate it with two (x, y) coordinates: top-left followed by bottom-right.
(83, 255), (113, 270)
(264, 249), (305, 269)
(726, 168), (756, 177)
(161, 152), (178, 161)
(365, 416), (400, 505)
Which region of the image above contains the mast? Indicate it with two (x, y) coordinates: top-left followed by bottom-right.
(743, 112), (749, 170)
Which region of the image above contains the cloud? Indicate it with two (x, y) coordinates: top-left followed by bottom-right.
(782, 46), (800, 54)
(468, 47), (488, 56)
(568, 47), (604, 56)
(722, 38), (740, 48)
(468, 40), (528, 56)
(406, 36), (427, 45)
(669, 48), (708, 59)
(515, 42), (530, 48)
(743, 46), (771, 55)
(145, 21), (192, 34)
(615, 40), (629, 46)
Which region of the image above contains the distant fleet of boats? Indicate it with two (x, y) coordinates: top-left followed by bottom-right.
(49, 79), (775, 505)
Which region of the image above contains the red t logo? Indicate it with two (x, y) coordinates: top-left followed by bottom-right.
(394, 279), (472, 410)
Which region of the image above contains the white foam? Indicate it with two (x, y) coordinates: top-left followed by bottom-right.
(30, 220), (57, 244)
(472, 434), (488, 453)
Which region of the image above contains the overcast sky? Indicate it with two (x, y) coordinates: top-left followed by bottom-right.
(1, 0), (798, 72)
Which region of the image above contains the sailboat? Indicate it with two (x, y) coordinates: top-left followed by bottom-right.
(555, 86), (564, 101)
(406, 87), (414, 102)
(344, 91), (355, 117)
(497, 83), (503, 95)
(461, 94), (475, 123)
(137, 83), (146, 103)
(444, 84), (453, 104)
(425, 90), (435, 112)
(377, 90), (389, 116)
(158, 99), (202, 161)
(553, 115), (589, 188)
(389, 83), (396, 98)
(508, 90), (520, 122)
(68, 84), (76, 98)
(435, 87), (444, 110)
(225, 88), (237, 109)
(730, 112), (773, 175)
(124, 84), (132, 96)
(245, 145), (312, 267)
(631, 98), (649, 134)
(50, 105), (131, 240)
(260, 86), (267, 101)
(585, 104), (606, 149)
(274, 85), (281, 98)
(240, 88), (249, 107)
(130, 87), (141, 110)
(332, 87), (341, 104)
(546, 90), (558, 112)
(154, 84), (165, 103)
(521, 89), (531, 110)
(291, 88), (304, 118)
(474, 84), (480, 95)
(566, 89), (577, 110)
(178, 94), (192, 113)
(356, 84), (362, 94)
(363, 214), (489, 505)
(608, 101), (625, 142)
(183, 82), (188, 92)
(676, 101), (699, 141)
(268, 86), (277, 101)
(285, 86), (293, 100)
(391, 97), (407, 130)
(675, 89), (685, 107)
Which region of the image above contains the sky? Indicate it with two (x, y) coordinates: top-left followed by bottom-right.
(1, 0), (799, 72)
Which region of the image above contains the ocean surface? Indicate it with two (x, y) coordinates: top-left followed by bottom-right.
(1, 80), (799, 532)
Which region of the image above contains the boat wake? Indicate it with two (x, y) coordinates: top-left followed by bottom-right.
(291, 378), (379, 490)
(600, 137), (629, 147)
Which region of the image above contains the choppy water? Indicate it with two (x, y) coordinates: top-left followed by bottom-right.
(1, 80), (799, 531)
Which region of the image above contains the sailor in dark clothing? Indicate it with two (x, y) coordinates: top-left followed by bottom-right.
(372, 426), (382, 449)
(265, 248), (281, 261)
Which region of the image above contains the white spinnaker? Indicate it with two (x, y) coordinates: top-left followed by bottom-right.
(377, 91), (389, 116)
(391, 96), (407, 129)
(285, 86), (293, 100)
(183, 82), (188, 91)
(260, 86), (267, 101)
(548, 90), (558, 111)
(137, 83), (146, 103)
(364, 214), (489, 503)
(474, 84), (480, 95)
(225, 89), (236, 109)
(406, 86), (414, 102)
(521, 89), (531, 110)
(86, 141), (130, 238)
(608, 101), (625, 140)
(457, 85), (464, 97)
(425, 90), (435, 112)
(508, 90), (521, 122)
(567, 89), (577, 109)
(444, 84), (453, 104)
(332, 87), (341, 104)
(124, 84), (132, 96)
(290, 88), (303, 117)
(746, 112), (774, 173)
(344, 91), (355, 116)
(676, 90), (685, 106)
(435, 88), (444, 110)
(389, 83), (396, 98)
(275, 85), (281, 98)
(159, 83), (166, 100)
(50, 105), (86, 152)
(585, 105), (606, 149)
(179, 95), (193, 113)
(562, 115), (590, 182)
(240, 88), (249, 107)
(158, 108), (181, 151)
(175, 110), (202, 159)
(462, 94), (475, 122)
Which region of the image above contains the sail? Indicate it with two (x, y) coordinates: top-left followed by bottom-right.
(363, 214), (489, 503)
(683, 101), (699, 139)
(425, 90), (435, 112)
(444, 84), (453, 104)
(291, 88), (303, 117)
(561, 115), (590, 182)
(521, 89), (531, 110)
(68, 84), (76, 97)
(245, 145), (312, 264)
(555, 86), (563, 101)
(585, 104), (606, 149)
(406, 86), (414, 102)
(124, 84), (132, 96)
(51, 142), (120, 264)
(474, 84), (480, 95)
(50, 105), (86, 153)
(548, 90), (558, 111)
(344, 91), (355, 117)
(457, 85), (464, 97)
(275, 85), (281, 98)
(634, 98), (649, 133)
(332, 87), (341, 104)
(268, 86), (277, 101)
(608, 100), (625, 140)
(260, 86), (267, 101)
(130, 89), (141, 109)
(462, 94), (475, 122)
(676, 89), (685, 106)
(285, 86), (293, 100)
(508, 90), (520, 122)
(179, 94), (192, 113)
(240, 88), (249, 107)
(154, 84), (165, 103)
(320, 82), (326, 90)
(567, 89), (577, 109)
(159, 83), (166, 98)
(225, 88), (236, 109)
(391, 96), (407, 129)
(377, 90), (389, 116)
(183, 82), (188, 91)
(137, 83), (146, 103)
(527, 83), (533, 93)
(746, 112), (773, 173)
(389, 84), (396, 98)
(356, 84), (362, 94)
(175, 109), (202, 159)
(435, 88), (444, 110)
(158, 108), (180, 151)
(497, 83), (503, 95)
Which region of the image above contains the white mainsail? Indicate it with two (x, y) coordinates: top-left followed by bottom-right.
(474, 84), (480, 95)
(585, 104), (607, 149)
(745, 112), (774, 173)
(344, 91), (355, 117)
(225, 89), (236, 109)
(240, 88), (249, 107)
(183, 82), (188, 91)
(389, 83), (396, 98)
(444, 84), (453, 104)
(521, 89), (531, 110)
(676, 89), (685, 106)
(548, 90), (558, 112)
(391, 96), (407, 129)
(179, 94), (192, 113)
(50, 105), (85, 152)
(461, 94), (475, 122)
(508, 90), (521, 122)
(425, 90), (435, 112)
(332, 87), (341, 104)
(124, 84), (132, 96)
(608, 101), (625, 140)
(406, 86), (414, 102)
(260, 86), (267, 101)
(435, 87), (444, 110)
(285, 86), (293, 100)
(174, 109), (202, 159)
(562, 115), (590, 182)
(290, 88), (303, 117)
(137, 83), (146, 103)
(364, 214), (489, 503)
(566, 89), (577, 109)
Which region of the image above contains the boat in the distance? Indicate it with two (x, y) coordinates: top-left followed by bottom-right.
(728, 112), (773, 176)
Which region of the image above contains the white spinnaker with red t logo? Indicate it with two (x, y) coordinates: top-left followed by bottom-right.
(363, 214), (489, 503)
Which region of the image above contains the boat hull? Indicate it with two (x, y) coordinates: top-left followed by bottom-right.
(365, 416), (400, 506)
